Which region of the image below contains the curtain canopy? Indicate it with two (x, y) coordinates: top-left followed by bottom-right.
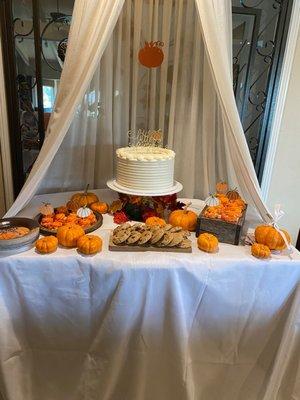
(5, 0), (272, 222)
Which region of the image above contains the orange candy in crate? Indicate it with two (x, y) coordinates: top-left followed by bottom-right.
(203, 188), (246, 224)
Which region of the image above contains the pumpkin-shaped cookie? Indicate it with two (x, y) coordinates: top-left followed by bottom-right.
(145, 216), (166, 227)
(169, 208), (197, 231)
(251, 243), (271, 259)
(91, 201), (108, 214)
(57, 225), (85, 248)
(77, 235), (102, 255)
(254, 225), (291, 251)
(35, 235), (58, 254)
(197, 233), (218, 253)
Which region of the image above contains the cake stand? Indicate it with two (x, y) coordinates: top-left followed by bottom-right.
(107, 179), (183, 197)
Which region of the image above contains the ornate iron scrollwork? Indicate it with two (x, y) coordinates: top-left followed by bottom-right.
(233, 0), (291, 176)
(40, 13), (71, 72)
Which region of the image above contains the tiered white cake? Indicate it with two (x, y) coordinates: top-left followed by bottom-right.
(116, 146), (175, 192)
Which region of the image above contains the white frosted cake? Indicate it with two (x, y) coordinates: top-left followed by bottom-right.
(116, 146), (175, 192)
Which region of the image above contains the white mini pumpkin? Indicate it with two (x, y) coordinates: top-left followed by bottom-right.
(77, 206), (92, 218)
(204, 195), (220, 207)
(39, 202), (54, 216)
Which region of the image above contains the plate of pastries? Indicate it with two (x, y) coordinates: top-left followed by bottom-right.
(36, 188), (104, 235)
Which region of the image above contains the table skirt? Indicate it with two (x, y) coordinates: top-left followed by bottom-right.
(0, 245), (299, 400)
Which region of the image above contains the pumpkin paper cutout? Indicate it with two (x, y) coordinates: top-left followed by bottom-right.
(138, 41), (164, 68)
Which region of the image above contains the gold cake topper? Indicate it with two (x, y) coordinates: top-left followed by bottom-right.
(127, 129), (163, 147)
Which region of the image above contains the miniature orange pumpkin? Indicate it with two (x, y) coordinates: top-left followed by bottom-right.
(216, 181), (228, 194)
(91, 201), (108, 214)
(145, 216), (166, 227)
(251, 243), (271, 259)
(226, 189), (241, 201)
(197, 233), (219, 253)
(57, 225), (85, 248)
(169, 208), (197, 231)
(71, 184), (99, 207)
(77, 234), (102, 255)
(254, 225), (291, 251)
(66, 199), (81, 212)
(35, 235), (58, 254)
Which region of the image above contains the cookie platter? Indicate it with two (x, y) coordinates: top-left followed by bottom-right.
(109, 222), (192, 253)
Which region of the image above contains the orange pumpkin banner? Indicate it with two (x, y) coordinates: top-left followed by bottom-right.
(138, 41), (164, 68)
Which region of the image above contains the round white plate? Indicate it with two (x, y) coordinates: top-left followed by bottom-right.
(107, 179), (183, 196)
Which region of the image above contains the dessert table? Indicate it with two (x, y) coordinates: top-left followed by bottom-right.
(0, 189), (299, 400)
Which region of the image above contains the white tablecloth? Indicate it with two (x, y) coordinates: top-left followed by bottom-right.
(0, 190), (299, 400)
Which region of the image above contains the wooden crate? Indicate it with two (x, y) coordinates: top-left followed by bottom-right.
(196, 205), (247, 245)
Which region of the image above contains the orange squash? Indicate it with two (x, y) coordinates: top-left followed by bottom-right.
(66, 199), (81, 212)
(216, 181), (228, 194)
(35, 235), (58, 254)
(91, 201), (108, 214)
(77, 234), (102, 255)
(197, 233), (219, 253)
(145, 216), (166, 227)
(255, 225), (291, 251)
(251, 243), (271, 259)
(226, 189), (241, 201)
(169, 207), (197, 231)
(71, 184), (99, 207)
(57, 225), (85, 248)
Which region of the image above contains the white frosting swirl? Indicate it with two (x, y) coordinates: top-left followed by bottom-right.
(116, 146), (175, 161)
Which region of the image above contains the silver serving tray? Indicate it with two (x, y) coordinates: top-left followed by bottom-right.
(0, 217), (40, 253)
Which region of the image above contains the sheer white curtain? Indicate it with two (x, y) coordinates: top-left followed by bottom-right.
(6, 0), (125, 217)
(6, 0), (271, 222)
(39, 0), (229, 201)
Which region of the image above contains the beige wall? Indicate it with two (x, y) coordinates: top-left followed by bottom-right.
(267, 29), (300, 244)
